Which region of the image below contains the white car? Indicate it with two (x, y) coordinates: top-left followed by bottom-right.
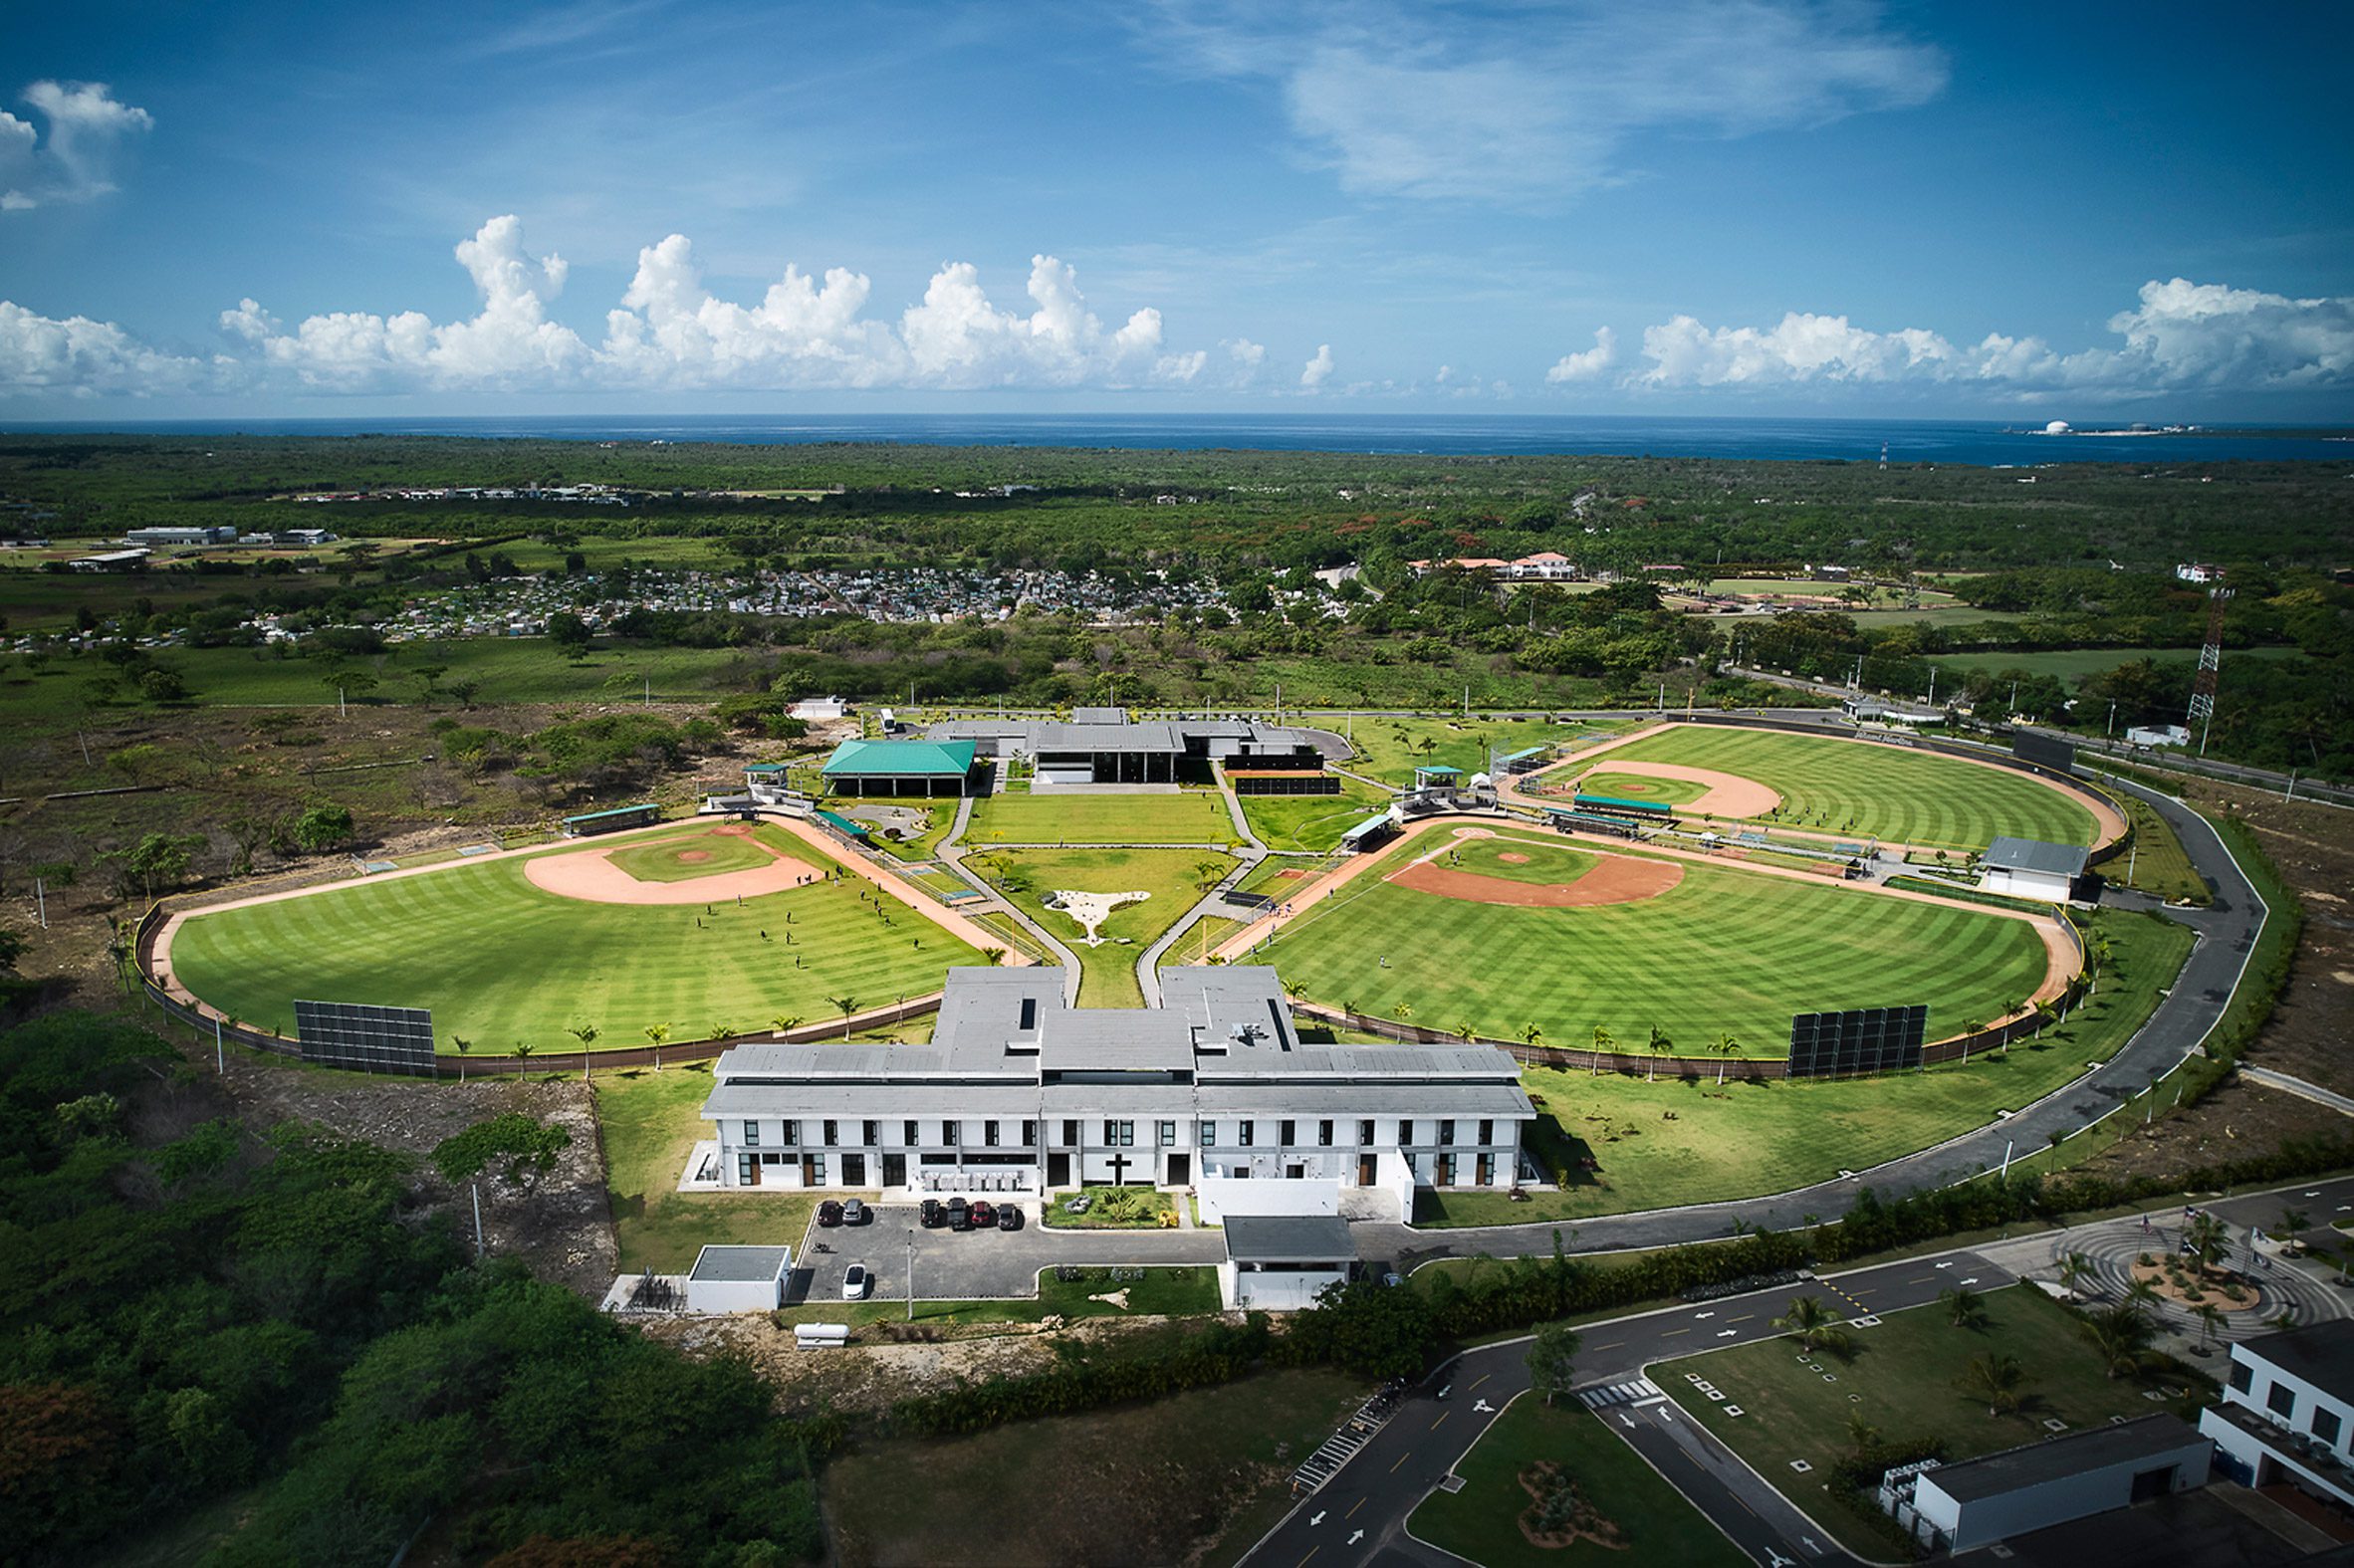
(841, 1263), (870, 1301)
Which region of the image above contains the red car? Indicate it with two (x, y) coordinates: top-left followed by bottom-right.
(817, 1200), (844, 1228)
(967, 1200), (997, 1230)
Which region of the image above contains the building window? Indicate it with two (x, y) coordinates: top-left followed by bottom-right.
(780, 1120), (799, 1147)
(1280, 1119), (1296, 1146)
(823, 1120), (838, 1147)
(985, 1120), (1001, 1147)
(1478, 1119), (1494, 1144)
(2268, 1381), (2298, 1418)
(942, 1120), (959, 1146)
(737, 1154), (755, 1184)
(1062, 1118), (1079, 1147)
(2316, 1408), (2344, 1446)
(1318, 1120), (1334, 1146)
(1158, 1121), (1176, 1146)
(1104, 1120), (1134, 1147)
(863, 1120), (878, 1146)
(1238, 1121), (1255, 1147)
(2230, 1362), (2253, 1393)
(743, 1120), (761, 1147)
(1201, 1122), (1217, 1148)
(1359, 1119), (1375, 1146)
(1023, 1120), (1037, 1147)
(1439, 1119), (1456, 1145)
(1399, 1120), (1416, 1147)
(808, 1155), (827, 1185)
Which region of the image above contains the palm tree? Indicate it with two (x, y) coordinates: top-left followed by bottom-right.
(1712, 1031), (1739, 1086)
(1958, 1352), (2027, 1418)
(1645, 1023), (1672, 1082)
(2192, 1302), (2228, 1353)
(2056, 1251), (2094, 1302)
(2187, 1212), (2232, 1274)
(2122, 1275), (2163, 1313)
(2085, 1303), (2156, 1380)
(831, 995), (859, 1040)
(1521, 1022), (1545, 1048)
(1590, 1023), (1613, 1077)
(567, 1022), (597, 1082)
(643, 1021), (670, 1072)
(1456, 1019), (1479, 1043)
(980, 946), (1007, 967)
(1773, 1295), (1850, 1356)
(771, 1013), (803, 1040)
(512, 1039), (535, 1063)
(452, 1035), (472, 1083)
(2274, 1208), (2311, 1256)
(1939, 1285), (1989, 1330)
(1845, 1408), (1883, 1457)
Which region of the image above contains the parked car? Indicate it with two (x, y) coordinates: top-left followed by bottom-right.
(997, 1204), (1024, 1232)
(947, 1197), (971, 1232)
(920, 1199), (945, 1229)
(842, 1263), (869, 1300)
(817, 1200), (844, 1228)
(968, 1200), (996, 1230)
(842, 1198), (869, 1226)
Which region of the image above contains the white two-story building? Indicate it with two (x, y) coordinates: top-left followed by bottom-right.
(2201, 1319), (2354, 1519)
(700, 966), (1533, 1206)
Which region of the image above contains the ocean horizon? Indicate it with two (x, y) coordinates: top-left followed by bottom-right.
(3, 411), (2349, 466)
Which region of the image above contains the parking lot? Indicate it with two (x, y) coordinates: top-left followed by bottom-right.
(789, 1202), (1226, 1304)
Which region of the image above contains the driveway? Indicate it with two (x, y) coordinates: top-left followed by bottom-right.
(792, 1203), (1228, 1303)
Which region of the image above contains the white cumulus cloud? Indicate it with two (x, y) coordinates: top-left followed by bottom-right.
(1544, 327), (1617, 382)
(0, 81), (153, 211)
(0, 301), (213, 396)
(1300, 342), (1335, 389)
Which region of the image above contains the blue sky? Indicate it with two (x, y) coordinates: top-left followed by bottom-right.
(2, 0), (2350, 417)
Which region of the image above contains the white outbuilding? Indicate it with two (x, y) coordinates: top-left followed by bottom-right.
(1977, 836), (2089, 902)
(1883, 1414), (2210, 1552)
(1218, 1214), (1356, 1312)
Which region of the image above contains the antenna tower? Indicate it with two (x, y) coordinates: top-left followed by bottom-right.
(1878, 441), (1888, 471)
(2186, 578), (2232, 756)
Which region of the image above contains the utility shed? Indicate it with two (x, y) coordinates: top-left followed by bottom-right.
(684, 1244), (793, 1313)
(1890, 1414), (2210, 1553)
(1978, 835), (2090, 901)
(1219, 1214), (1354, 1311)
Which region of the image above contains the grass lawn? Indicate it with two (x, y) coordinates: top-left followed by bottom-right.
(1602, 725), (2098, 851)
(170, 821), (985, 1049)
(1236, 777), (1395, 852)
(963, 788), (1239, 846)
(1410, 1396), (1747, 1568)
(1656, 1284), (2212, 1558)
(1575, 770), (1709, 806)
(1237, 856), (1333, 897)
(2096, 786), (2213, 905)
(1417, 908), (2188, 1227)
(1344, 716), (1606, 786)
(825, 795), (958, 860)
(1260, 828), (2051, 1062)
(594, 1064), (812, 1273)
(606, 829), (776, 882)
(824, 1368), (1368, 1568)
(966, 846), (1235, 1007)
(1043, 1186), (1178, 1229)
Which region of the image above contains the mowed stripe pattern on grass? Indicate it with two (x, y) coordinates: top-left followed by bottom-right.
(1601, 726), (2097, 850)
(1260, 848), (2050, 1052)
(170, 838), (983, 1049)
(962, 789), (1237, 845)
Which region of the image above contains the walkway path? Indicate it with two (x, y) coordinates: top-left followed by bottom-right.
(935, 791), (1086, 1006)
(2238, 1064), (2354, 1117)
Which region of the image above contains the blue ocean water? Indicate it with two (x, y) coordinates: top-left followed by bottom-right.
(5, 412), (2350, 466)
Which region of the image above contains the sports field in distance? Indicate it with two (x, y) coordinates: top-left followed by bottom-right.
(1599, 724), (2100, 850)
(1235, 776), (1394, 852)
(1255, 832), (2053, 1053)
(962, 788), (1238, 845)
(168, 822), (986, 1049)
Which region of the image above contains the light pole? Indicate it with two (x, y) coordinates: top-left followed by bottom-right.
(906, 1222), (916, 1321)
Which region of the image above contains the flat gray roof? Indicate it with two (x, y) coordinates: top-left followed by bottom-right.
(1983, 836), (2090, 876)
(688, 1244), (792, 1281)
(1919, 1414), (2204, 1504)
(2236, 1319), (2354, 1404)
(1224, 1214), (1356, 1263)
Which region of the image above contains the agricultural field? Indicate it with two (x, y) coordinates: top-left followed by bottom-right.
(1704, 576), (1957, 610)
(1658, 1284), (2210, 1558)
(167, 821), (985, 1049)
(1257, 831), (2056, 1059)
(1602, 724), (2102, 850)
(1421, 907), (2188, 1226)
(1409, 1397), (1746, 1568)
(1235, 776), (1394, 851)
(962, 787), (1239, 846)
(964, 845), (1237, 1007)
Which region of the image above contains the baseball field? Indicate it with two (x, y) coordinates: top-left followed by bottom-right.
(1254, 831), (2057, 1054)
(1586, 725), (2105, 850)
(165, 821), (988, 1050)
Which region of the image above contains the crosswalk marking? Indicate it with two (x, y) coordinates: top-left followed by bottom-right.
(1577, 1378), (1661, 1410)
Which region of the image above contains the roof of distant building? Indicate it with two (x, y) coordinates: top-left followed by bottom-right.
(1982, 836), (2089, 877)
(1223, 1214), (1356, 1263)
(821, 738), (977, 778)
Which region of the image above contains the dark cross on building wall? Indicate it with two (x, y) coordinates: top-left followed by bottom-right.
(1105, 1151), (1132, 1186)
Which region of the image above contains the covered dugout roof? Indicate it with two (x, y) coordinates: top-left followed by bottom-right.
(821, 738), (977, 779)
(1981, 836), (2089, 877)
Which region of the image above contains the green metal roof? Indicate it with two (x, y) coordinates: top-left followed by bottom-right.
(820, 738), (977, 778)
(1573, 792), (1672, 814)
(743, 762), (788, 776)
(1498, 746), (1547, 764)
(815, 810), (870, 837)
(562, 802), (660, 824)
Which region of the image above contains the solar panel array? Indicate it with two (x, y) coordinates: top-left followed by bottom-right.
(2011, 732), (2078, 774)
(295, 1000), (438, 1077)
(1786, 1005), (1929, 1078)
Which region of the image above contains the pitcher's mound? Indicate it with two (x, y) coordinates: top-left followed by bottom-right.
(1393, 853), (1681, 908)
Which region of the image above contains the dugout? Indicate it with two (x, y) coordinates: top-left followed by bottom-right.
(563, 802), (661, 837)
(1340, 810), (1400, 853)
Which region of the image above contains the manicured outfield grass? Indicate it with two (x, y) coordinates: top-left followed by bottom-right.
(1435, 838), (1600, 887)
(966, 846), (1234, 1007)
(1419, 908), (2189, 1227)
(1409, 1397), (1746, 1568)
(1575, 770), (1708, 806)
(1236, 777), (1395, 852)
(595, 1064), (812, 1273)
(1658, 1285), (2208, 1557)
(1345, 717), (1607, 786)
(170, 822), (985, 1049)
(823, 1369), (1368, 1568)
(963, 788), (1239, 846)
(606, 828), (776, 882)
(1260, 829), (2052, 1060)
(1604, 725), (2099, 850)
